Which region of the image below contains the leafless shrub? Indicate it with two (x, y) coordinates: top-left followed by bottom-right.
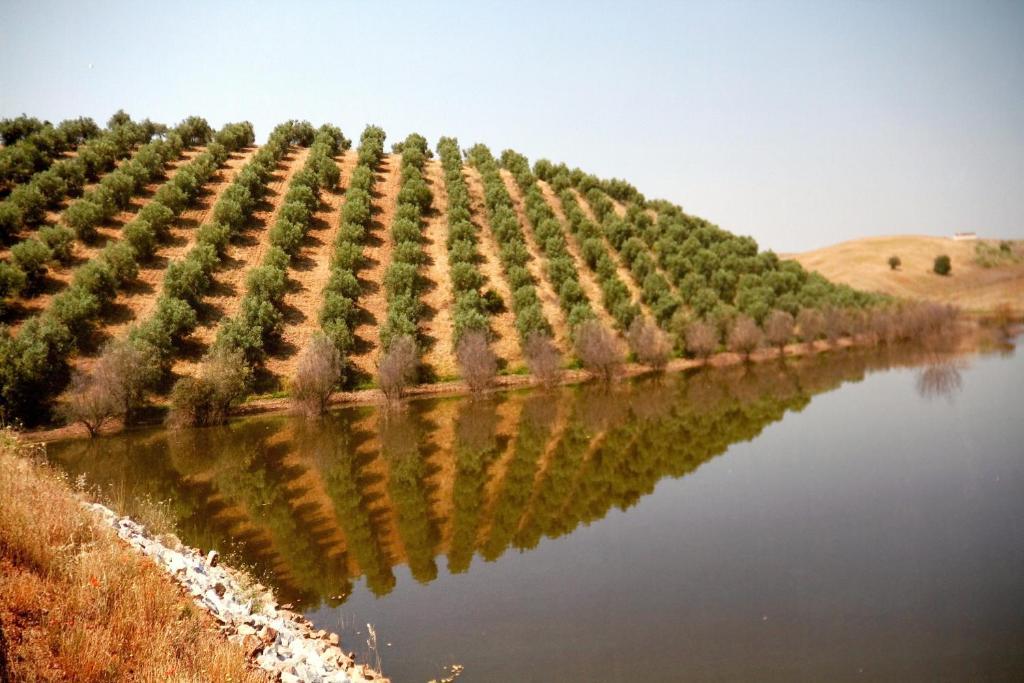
(763, 310), (795, 355)
(524, 332), (562, 388)
(796, 308), (823, 349)
(575, 319), (623, 382)
(685, 319), (718, 363)
(456, 329), (498, 395)
(822, 307), (845, 345)
(627, 316), (672, 371)
(868, 307), (892, 344)
(727, 314), (763, 360)
(292, 333), (343, 416)
(916, 360), (964, 400)
(59, 371), (119, 437)
(169, 347), (252, 427)
(378, 335), (419, 405)
(991, 303), (1017, 338)
(93, 337), (161, 424)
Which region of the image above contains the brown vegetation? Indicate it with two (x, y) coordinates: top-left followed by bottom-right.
(523, 331), (562, 388)
(685, 319), (719, 362)
(455, 329), (498, 395)
(763, 310), (795, 355)
(627, 316), (672, 370)
(377, 334), (419, 404)
(0, 432), (266, 682)
(796, 308), (824, 349)
(291, 332), (343, 416)
(575, 319), (623, 382)
(727, 315), (763, 360)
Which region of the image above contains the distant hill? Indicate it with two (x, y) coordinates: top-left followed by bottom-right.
(787, 235), (1023, 313)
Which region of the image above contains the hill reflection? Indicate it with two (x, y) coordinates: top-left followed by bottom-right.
(48, 345), (963, 609)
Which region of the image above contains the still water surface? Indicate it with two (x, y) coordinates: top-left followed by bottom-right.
(49, 346), (1024, 681)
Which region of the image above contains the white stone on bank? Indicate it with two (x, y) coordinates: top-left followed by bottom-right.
(82, 502), (385, 683)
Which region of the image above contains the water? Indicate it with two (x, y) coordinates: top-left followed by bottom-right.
(47, 345), (1024, 681)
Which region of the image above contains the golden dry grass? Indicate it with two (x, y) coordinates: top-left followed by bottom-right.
(787, 235), (1024, 313)
(0, 431), (267, 682)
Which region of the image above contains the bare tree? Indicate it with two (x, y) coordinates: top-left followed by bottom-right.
(763, 310), (795, 356)
(456, 330), (498, 395)
(92, 337), (161, 424)
(59, 371), (119, 437)
(822, 307), (844, 346)
(727, 314), (763, 361)
(796, 308), (823, 350)
(685, 319), (718, 363)
(292, 333), (343, 416)
(627, 316), (672, 371)
(523, 331), (562, 388)
(575, 319), (623, 382)
(378, 335), (419, 405)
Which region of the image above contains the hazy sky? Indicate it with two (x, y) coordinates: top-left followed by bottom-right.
(2, 0), (1022, 252)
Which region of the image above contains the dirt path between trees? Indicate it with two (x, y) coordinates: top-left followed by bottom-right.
(263, 150), (357, 382)
(75, 147), (258, 367)
(419, 158), (458, 379)
(348, 153), (403, 380)
(569, 186), (655, 320)
(531, 178), (622, 334)
(462, 166), (523, 368)
(4, 149), (203, 333)
(497, 169), (571, 353)
(173, 146), (310, 379)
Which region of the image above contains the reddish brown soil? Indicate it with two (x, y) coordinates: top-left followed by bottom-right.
(262, 150), (355, 382)
(74, 147), (258, 369)
(530, 178), (622, 334)
(598, 192), (683, 300)
(461, 166), (523, 368)
(496, 169), (570, 352)
(348, 153), (402, 380)
(3, 148), (204, 333)
(173, 146), (311, 378)
(569, 187), (655, 320)
(418, 158), (458, 379)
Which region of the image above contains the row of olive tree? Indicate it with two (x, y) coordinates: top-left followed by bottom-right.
(0, 115), (102, 188)
(583, 189), (682, 327)
(318, 124), (386, 361)
(0, 113), (162, 243)
(0, 117), (215, 307)
(558, 187), (645, 330)
(465, 144), (552, 344)
(380, 133), (433, 353)
(0, 121), (254, 426)
(499, 149), (596, 332)
(209, 123), (341, 369)
(437, 136), (494, 345)
(532, 158), (645, 206)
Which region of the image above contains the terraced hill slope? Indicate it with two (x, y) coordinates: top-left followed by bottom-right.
(787, 235), (1023, 313)
(0, 115), (900, 427)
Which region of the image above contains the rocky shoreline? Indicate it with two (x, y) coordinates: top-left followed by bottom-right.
(84, 502), (387, 683)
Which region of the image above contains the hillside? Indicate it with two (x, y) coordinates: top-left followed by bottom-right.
(0, 114), (905, 427)
(788, 235), (1023, 313)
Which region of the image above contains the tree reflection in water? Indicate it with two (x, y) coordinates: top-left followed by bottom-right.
(47, 342), (989, 609)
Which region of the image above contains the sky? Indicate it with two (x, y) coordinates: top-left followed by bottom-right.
(2, 0), (1022, 252)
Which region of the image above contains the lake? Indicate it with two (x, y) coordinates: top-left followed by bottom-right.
(47, 342), (1024, 681)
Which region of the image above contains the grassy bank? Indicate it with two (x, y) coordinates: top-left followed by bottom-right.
(0, 430), (267, 682)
